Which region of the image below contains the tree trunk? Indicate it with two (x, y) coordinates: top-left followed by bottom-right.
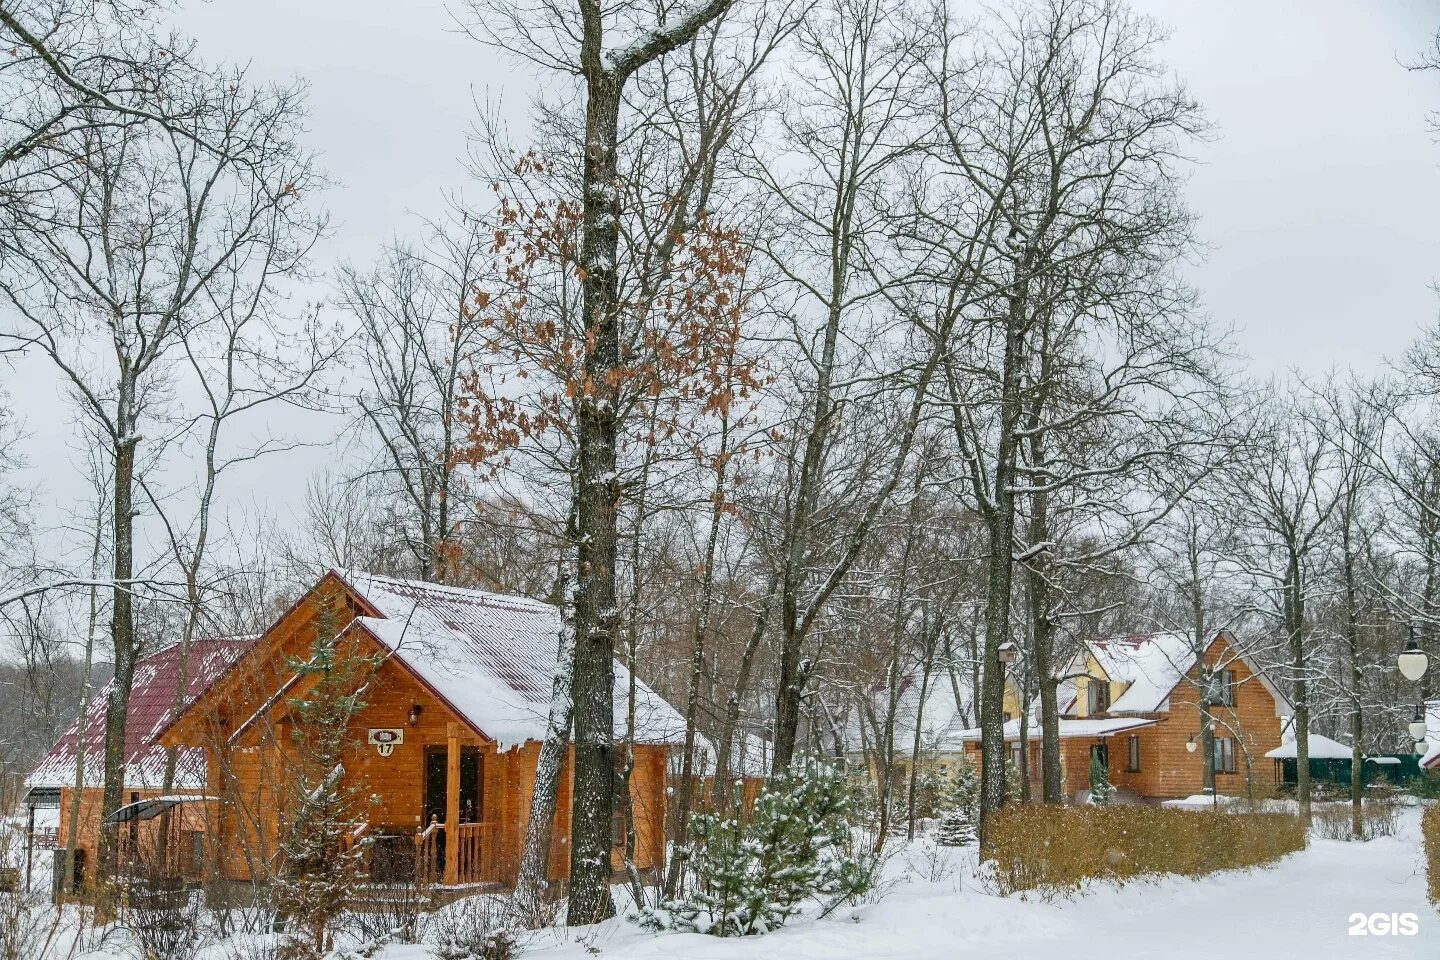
(514, 621), (575, 914)
(97, 434), (139, 886)
(568, 72), (624, 925)
(663, 418), (730, 897)
(712, 589), (771, 811)
(978, 298), (1026, 844)
(906, 648), (933, 841)
(1286, 554), (1311, 824)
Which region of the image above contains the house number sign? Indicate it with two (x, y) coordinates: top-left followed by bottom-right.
(368, 728), (404, 757)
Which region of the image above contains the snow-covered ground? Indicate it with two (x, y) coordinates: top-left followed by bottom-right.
(50, 808), (1435, 960)
(501, 810), (1436, 960)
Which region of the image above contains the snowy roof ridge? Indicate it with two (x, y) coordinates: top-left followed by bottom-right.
(334, 570), (690, 752)
(335, 568), (551, 612)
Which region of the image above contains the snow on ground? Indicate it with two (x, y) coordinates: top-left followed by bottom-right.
(496, 810), (1436, 960)
(48, 808), (1438, 960)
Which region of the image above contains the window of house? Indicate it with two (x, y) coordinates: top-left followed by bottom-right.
(1009, 743), (1023, 768)
(1003, 711), (1013, 723)
(1213, 736), (1237, 774)
(1216, 669), (1237, 707)
(1086, 680), (1110, 714)
(1125, 734), (1141, 772)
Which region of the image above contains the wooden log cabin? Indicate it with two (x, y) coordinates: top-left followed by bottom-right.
(142, 570), (690, 892)
(958, 630), (1290, 801)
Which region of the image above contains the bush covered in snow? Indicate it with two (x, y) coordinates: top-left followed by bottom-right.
(636, 763), (872, 936)
(985, 805), (1306, 898)
(428, 896), (518, 960)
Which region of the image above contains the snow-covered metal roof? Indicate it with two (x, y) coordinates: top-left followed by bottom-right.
(1088, 632), (1196, 713)
(1086, 630), (1292, 717)
(336, 570), (690, 751)
(26, 638), (252, 791)
(1264, 732), (1355, 760)
(953, 716), (1161, 742)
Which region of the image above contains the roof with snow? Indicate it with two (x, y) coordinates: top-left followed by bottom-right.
(1082, 630), (1291, 717)
(335, 571), (690, 751)
(1265, 732), (1355, 760)
(26, 638), (252, 792)
(1086, 632), (1197, 712)
(953, 716), (1161, 743)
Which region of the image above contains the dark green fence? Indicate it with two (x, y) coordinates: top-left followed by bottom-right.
(1276, 754), (1427, 788)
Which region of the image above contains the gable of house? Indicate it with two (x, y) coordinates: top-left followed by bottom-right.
(164, 570), (690, 754)
(1068, 630), (1290, 720)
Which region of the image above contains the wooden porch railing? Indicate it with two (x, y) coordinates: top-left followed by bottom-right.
(415, 820), (499, 887)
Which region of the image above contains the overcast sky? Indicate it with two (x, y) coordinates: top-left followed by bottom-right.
(7, 0), (1440, 545)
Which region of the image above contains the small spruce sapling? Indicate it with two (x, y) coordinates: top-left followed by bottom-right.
(1088, 753), (1114, 806)
(637, 763), (869, 936)
(271, 592), (383, 959)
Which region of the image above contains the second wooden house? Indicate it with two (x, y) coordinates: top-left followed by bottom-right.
(958, 630), (1290, 802)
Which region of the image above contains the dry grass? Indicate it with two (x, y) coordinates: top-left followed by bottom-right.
(1424, 805), (1440, 907)
(984, 804), (1306, 898)
(1311, 797), (1401, 841)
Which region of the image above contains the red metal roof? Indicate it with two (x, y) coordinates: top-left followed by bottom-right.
(26, 637), (253, 791)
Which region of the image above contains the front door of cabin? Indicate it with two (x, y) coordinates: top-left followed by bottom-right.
(423, 748), (448, 829)
(422, 745), (483, 875)
(1090, 743), (1109, 773)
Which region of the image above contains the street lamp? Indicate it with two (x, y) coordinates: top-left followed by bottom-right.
(1398, 629), (1429, 682)
(1409, 707), (1428, 743)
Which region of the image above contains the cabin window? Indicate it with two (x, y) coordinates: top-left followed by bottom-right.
(1086, 680), (1110, 714)
(1215, 669), (1237, 707)
(1125, 735), (1141, 772)
(1213, 736), (1237, 774)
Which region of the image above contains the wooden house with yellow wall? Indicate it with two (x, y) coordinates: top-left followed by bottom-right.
(24, 637), (251, 892)
(958, 630), (1290, 802)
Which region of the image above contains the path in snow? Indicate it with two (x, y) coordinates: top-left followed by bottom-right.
(523, 811), (1435, 960)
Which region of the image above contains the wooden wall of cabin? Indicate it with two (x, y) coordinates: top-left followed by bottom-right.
(204, 641), (670, 887)
(54, 785), (214, 888)
(1155, 639), (1283, 799)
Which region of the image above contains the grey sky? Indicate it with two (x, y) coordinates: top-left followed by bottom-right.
(6, 0), (1440, 548)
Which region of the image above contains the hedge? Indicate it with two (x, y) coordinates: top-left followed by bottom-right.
(1424, 804), (1440, 908)
(984, 804), (1306, 898)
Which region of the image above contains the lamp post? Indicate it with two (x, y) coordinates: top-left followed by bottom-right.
(1398, 625), (1430, 761)
(1409, 708), (1427, 743)
(1398, 631), (1429, 683)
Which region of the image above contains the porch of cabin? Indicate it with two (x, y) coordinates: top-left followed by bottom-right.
(209, 717), (669, 894)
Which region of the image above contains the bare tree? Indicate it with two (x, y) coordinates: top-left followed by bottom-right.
(1232, 399), (1340, 823)
(0, 68), (323, 881)
(917, 0), (1207, 830)
(336, 215), (490, 583)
